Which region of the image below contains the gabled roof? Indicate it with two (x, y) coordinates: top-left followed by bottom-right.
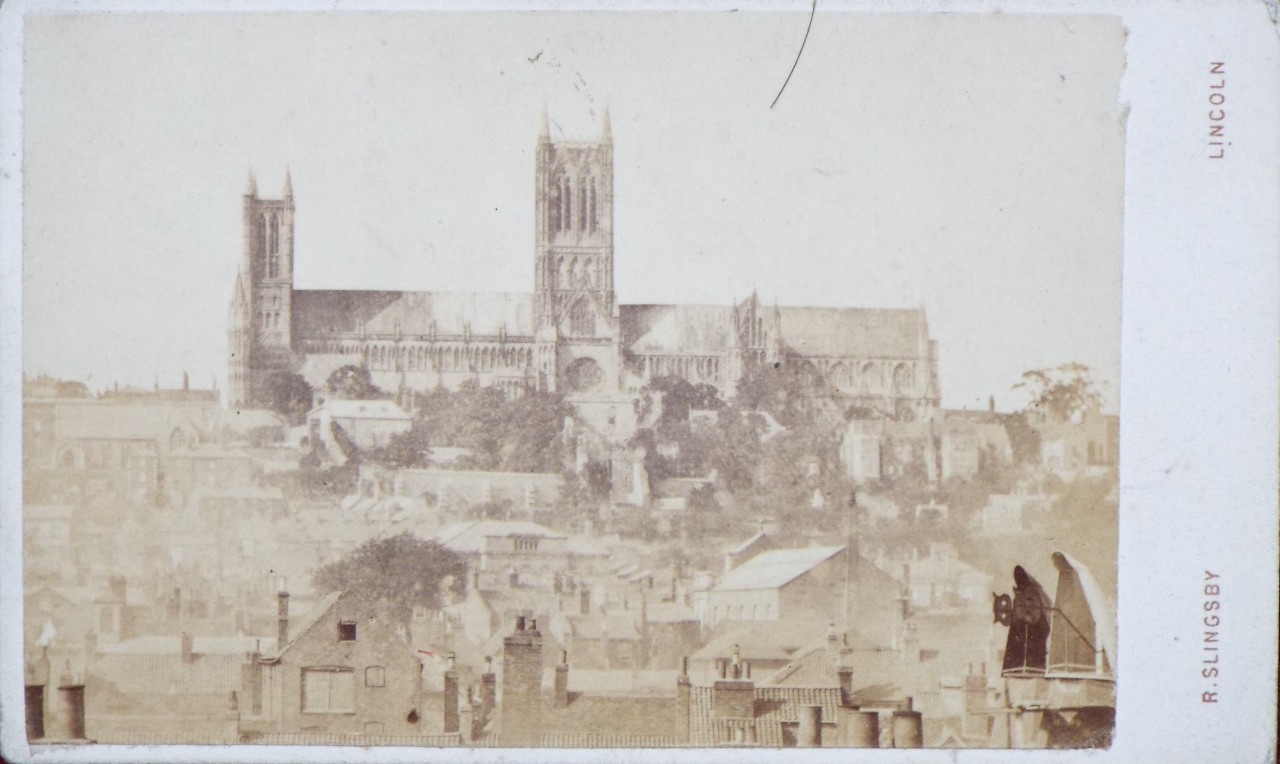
(620, 304), (735, 355)
(434, 520), (563, 554)
(292, 290), (535, 338)
(778, 306), (927, 359)
(713, 546), (845, 592)
(54, 403), (201, 443)
(692, 618), (829, 663)
(725, 531), (766, 556)
(271, 589), (345, 658)
(566, 614), (642, 641)
(317, 398), (410, 420)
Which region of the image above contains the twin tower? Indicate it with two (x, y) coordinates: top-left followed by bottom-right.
(228, 110), (621, 411)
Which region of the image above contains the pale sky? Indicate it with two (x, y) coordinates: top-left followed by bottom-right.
(22, 11), (1125, 412)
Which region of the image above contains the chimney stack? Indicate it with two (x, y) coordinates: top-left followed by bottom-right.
(892, 697), (923, 748)
(480, 657), (496, 726)
(442, 653), (460, 734)
(180, 632), (195, 664)
(676, 657), (692, 744)
(579, 586), (590, 616)
(840, 707), (881, 747)
(501, 616), (545, 746)
(838, 666), (854, 707)
(24, 684), (45, 741)
(48, 684), (86, 741)
(798, 704), (823, 748)
(553, 649), (570, 709)
(276, 589), (290, 647)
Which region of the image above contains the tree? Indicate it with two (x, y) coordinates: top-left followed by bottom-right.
(402, 381), (573, 473)
(261, 372), (313, 425)
(326, 365), (382, 400)
(367, 428), (431, 469)
(1015, 363), (1103, 423)
(311, 532), (468, 628)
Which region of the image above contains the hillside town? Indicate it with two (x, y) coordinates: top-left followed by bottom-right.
(22, 355), (1118, 748)
(21, 107), (1117, 750)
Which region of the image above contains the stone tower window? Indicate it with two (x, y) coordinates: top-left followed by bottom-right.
(549, 177), (562, 232)
(267, 214), (281, 277)
(579, 177), (588, 231)
(589, 177), (599, 232)
(569, 301), (595, 336)
(562, 176), (573, 231)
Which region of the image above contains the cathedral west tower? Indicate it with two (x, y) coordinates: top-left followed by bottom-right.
(228, 171), (295, 408)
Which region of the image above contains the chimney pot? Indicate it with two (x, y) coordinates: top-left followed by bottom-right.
(516, 615), (526, 632)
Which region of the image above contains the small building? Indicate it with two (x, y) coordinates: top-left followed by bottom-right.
(308, 399), (411, 458)
(435, 520), (569, 591)
(705, 545), (902, 647)
(238, 590), (427, 739)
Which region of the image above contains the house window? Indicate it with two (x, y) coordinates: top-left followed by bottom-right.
(301, 667), (355, 713)
(338, 621), (357, 641)
(365, 666), (385, 687)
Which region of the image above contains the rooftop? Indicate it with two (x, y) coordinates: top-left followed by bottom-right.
(713, 546), (845, 592)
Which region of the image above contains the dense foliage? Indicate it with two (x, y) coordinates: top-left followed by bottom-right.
(325, 365), (382, 400)
(364, 381), (575, 473)
(1014, 363), (1103, 423)
(311, 531), (467, 627)
(261, 372), (313, 425)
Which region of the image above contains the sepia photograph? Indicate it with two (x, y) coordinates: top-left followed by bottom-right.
(15, 5), (1130, 754)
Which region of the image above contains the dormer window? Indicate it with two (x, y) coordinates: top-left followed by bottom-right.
(338, 621), (357, 641)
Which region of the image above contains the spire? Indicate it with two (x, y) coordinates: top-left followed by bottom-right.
(246, 170), (258, 197)
(601, 104), (612, 142)
(283, 168), (293, 200)
(539, 103), (550, 144)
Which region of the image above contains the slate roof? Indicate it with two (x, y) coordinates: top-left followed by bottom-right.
(621, 304), (736, 355)
(777, 306), (926, 359)
(713, 546), (845, 592)
(96, 635), (278, 656)
(692, 618), (829, 664)
(542, 694), (681, 740)
(566, 614), (642, 642)
(687, 684), (843, 747)
(293, 290), (535, 338)
(90, 653), (243, 696)
(253, 732), (464, 746)
(434, 520), (564, 553)
(53, 404), (199, 443)
(318, 398), (411, 420)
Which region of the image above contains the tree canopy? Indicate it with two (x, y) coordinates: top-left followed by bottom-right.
(385, 381), (573, 473)
(326, 365), (382, 400)
(1014, 363), (1103, 423)
(262, 372), (313, 425)
(311, 531), (467, 628)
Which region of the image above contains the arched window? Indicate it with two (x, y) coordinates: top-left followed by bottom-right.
(269, 214), (280, 255)
(569, 301), (595, 336)
(260, 213), (269, 256)
(584, 260), (595, 288)
(892, 363), (913, 393)
(579, 177), (588, 231)
(589, 177), (598, 231)
(569, 257), (580, 288)
(548, 175), (561, 232)
(861, 362), (877, 392)
(562, 177), (573, 231)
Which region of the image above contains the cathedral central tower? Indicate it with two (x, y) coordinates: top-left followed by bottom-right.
(533, 107), (615, 333)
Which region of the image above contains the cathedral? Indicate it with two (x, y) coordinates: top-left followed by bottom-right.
(228, 110), (941, 441)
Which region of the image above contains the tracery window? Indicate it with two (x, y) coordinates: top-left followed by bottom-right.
(588, 177), (598, 232)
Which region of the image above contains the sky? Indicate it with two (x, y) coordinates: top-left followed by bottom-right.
(21, 10), (1125, 412)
